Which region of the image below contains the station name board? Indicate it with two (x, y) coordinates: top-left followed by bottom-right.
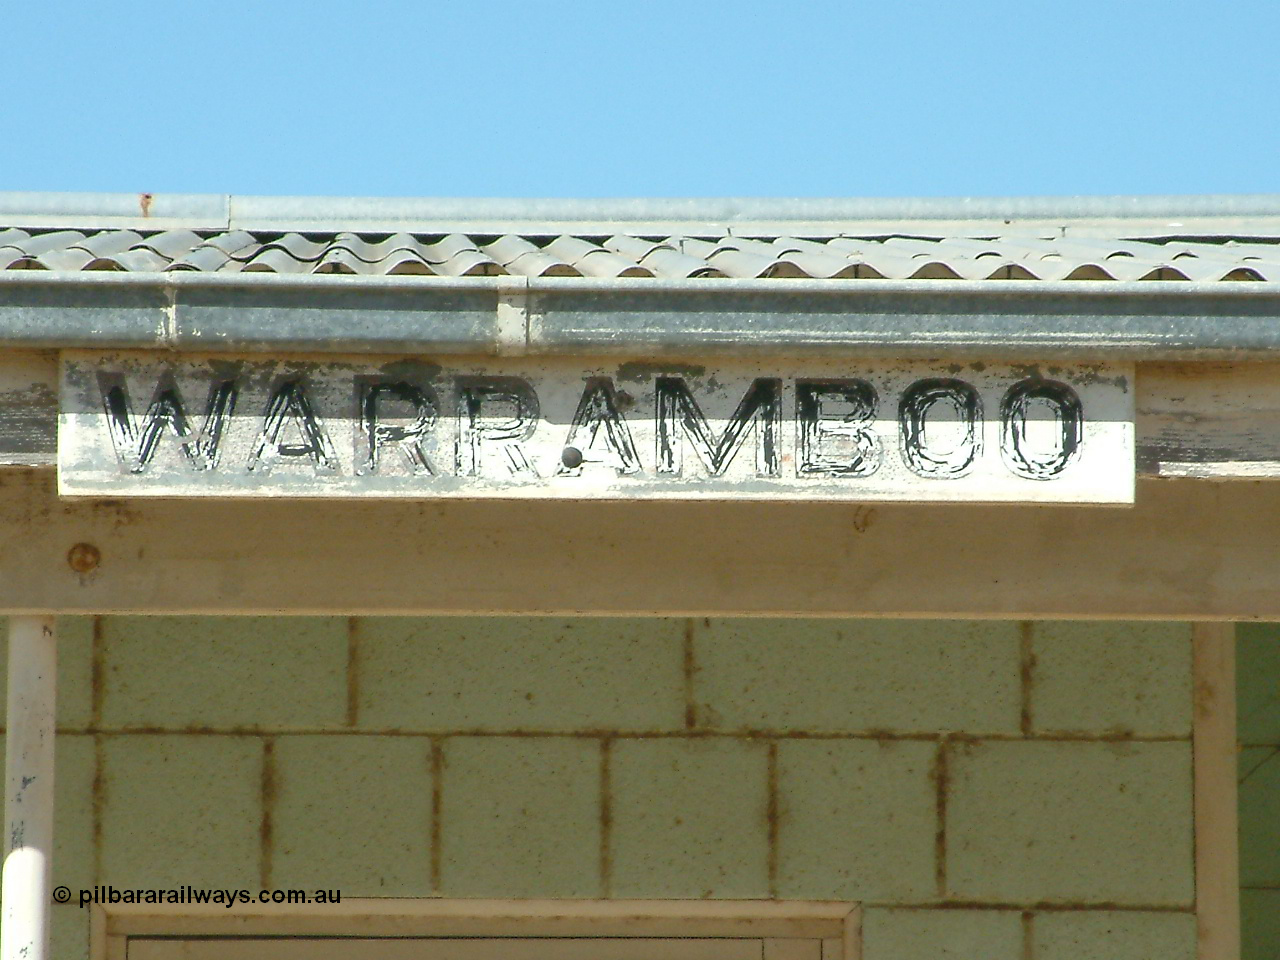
(58, 352), (1134, 503)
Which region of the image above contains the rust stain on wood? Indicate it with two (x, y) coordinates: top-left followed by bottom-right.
(87, 499), (144, 528)
(1194, 669), (1221, 724)
(1021, 911), (1034, 960)
(850, 505), (878, 534)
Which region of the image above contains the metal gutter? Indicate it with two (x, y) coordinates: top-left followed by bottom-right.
(4, 270), (1280, 360)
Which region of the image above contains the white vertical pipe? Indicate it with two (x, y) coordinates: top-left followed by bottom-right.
(1, 616), (57, 960)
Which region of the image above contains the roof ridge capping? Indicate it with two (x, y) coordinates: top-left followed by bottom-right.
(5, 191), (1280, 235)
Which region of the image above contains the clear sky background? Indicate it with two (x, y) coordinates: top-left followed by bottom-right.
(5, 1), (1277, 199)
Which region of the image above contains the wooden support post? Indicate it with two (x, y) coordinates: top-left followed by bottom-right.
(1193, 622), (1240, 960)
(1, 616), (57, 960)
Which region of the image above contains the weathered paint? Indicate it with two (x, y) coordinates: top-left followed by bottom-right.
(0, 351), (1269, 479)
(59, 352), (1134, 503)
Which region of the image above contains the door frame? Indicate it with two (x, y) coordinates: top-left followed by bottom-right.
(90, 899), (862, 960)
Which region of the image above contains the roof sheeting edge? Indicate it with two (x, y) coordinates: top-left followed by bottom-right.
(6, 192), (1280, 235)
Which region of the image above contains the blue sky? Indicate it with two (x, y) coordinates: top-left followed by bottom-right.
(4, 1), (1277, 199)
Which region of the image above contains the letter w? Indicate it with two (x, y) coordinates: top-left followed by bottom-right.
(100, 373), (237, 473)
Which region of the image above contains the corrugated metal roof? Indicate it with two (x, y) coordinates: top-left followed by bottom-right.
(2, 225), (1280, 281)
(3, 192), (1280, 282)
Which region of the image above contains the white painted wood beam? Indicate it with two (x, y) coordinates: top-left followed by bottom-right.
(0, 472), (1275, 617)
(1, 616), (57, 960)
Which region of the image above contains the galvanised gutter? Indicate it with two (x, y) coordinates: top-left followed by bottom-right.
(2, 270), (1280, 360)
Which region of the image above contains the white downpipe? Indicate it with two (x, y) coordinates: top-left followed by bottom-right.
(1, 616), (57, 960)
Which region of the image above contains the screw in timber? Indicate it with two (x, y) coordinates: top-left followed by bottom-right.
(67, 543), (101, 574)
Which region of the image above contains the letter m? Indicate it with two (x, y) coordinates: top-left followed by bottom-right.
(655, 377), (781, 477)
(99, 372), (237, 473)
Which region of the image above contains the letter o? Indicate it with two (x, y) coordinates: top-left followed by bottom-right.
(999, 379), (1083, 480)
(898, 378), (982, 478)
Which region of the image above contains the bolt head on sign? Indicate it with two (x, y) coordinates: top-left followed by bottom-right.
(57, 352), (1135, 504)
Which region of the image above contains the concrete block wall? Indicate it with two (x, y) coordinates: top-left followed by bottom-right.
(0, 617), (1196, 959)
(1239, 624), (1280, 960)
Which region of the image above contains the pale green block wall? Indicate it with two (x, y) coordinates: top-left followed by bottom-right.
(0, 617), (1194, 959)
(1239, 623), (1280, 960)
(441, 737), (601, 897)
(610, 738), (769, 898)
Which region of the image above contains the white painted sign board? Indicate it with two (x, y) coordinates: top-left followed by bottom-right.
(58, 352), (1135, 503)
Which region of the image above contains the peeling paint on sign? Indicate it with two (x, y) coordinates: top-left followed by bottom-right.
(58, 352), (1135, 503)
